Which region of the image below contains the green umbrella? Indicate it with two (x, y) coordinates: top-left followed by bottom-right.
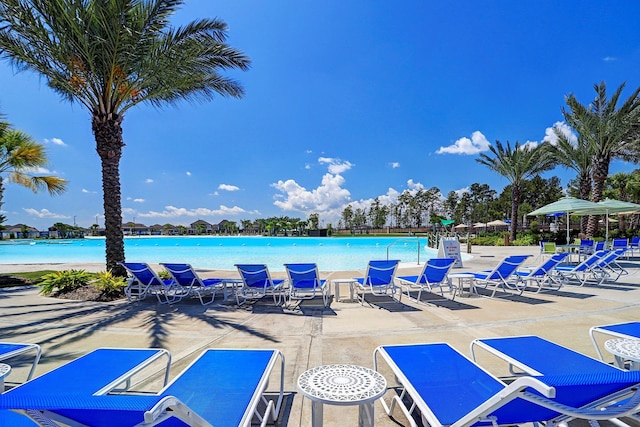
(528, 197), (601, 243)
(572, 198), (640, 241)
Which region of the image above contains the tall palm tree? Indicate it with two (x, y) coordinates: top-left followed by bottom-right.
(0, 114), (67, 221)
(549, 125), (593, 233)
(477, 141), (554, 242)
(0, 0), (250, 273)
(562, 82), (640, 236)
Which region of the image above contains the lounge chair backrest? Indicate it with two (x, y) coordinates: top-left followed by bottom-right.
(542, 242), (556, 254)
(596, 249), (625, 267)
(235, 264), (274, 288)
(594, 240), (606, 251)
(612, 238), (629, 249)
(529, 252), (568, 276)
(160, 263), (200, 287)
(119, 262), (164, 286)
(421, 258), (456, 284)
(631, 236), (640, 247)
(574, 249), (608, 270)
(284, 263), (320, 289)
(364, 260), (399, 285)
(486, 255), (529, 280)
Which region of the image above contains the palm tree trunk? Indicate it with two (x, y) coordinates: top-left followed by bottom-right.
(510, 185), (520, 244)
(93, 114), (126, 276)
(579, 172), (591, 234)
(587, 154), (610, 236)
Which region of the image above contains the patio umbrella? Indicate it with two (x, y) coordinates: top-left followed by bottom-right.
(487, 219), (508, 227)
(454, 224), (468, 230)
(528, 197), (601, 244)
(572, 199), (640, 241)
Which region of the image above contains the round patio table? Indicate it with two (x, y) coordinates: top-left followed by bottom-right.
(604, 338), (640, 370)
(297, 364), (387, 426)
(0, 363), (11, 391)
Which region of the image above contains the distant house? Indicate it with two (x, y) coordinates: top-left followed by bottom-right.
(190, 220), (217, 235)
(1, 224), (40, 239)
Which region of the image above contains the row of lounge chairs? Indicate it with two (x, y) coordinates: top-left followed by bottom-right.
(1, 321), (639, 425)
(120, 246), (633, 308)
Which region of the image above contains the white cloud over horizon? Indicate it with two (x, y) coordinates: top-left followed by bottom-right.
(136, 205), (258, 219)
(23, 208), (69, 219)
(436, 131), (491, 155)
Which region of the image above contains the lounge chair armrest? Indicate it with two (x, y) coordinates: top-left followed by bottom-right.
(144, 396), (212, 426)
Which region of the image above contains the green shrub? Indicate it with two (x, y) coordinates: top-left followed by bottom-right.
(38, 269), (92, 295)
(158, 270), (172, 280)
(93, 270), (127, 298)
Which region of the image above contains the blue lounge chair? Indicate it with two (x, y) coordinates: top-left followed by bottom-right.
(160, 263), (226, 305)
(465, 255), (530, 298)
(611, 238), (629, 252)
(396, 258), (456, 303)
(0, 348), (284, 427)
(283, 263), (329, 307)
(352, 259), (401, 305)
(234, 264), (285, 306)
(0, 342), (41, 381)
(627, 236), (640, 258)
(470, 335), (624, 377)
(119, 262), (174, 303)
(513, 252), (568, 292)
(578, 239), (595, 260)
(374, 342), (640, 427)
(554, 249), (609, 286)
(594, 248), (628, 282)
(590, 321), (640, 361)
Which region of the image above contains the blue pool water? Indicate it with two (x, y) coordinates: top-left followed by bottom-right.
(0, 236), (443, 271)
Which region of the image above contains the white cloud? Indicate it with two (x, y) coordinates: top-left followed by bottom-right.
(136, 205), (258, 219)
(44, 137), (66, 146)
(133, 198), (145, 203)
(272, 173), (351, 214)
(603, 56), (617, 62)
(218, 184), (240, 192)
(521, 140), (538, 150)
(81, 188), (97, 194)
(186, 171), (192, 176)
(543, 121), (578, 146)
(23, 208), (69, 219)
(390, 162), (400, 169)
(145, 178), (154, 184)
(22, 166), (51, 174)
(318, 157), (354, 174)
(436, 131), (491, 155)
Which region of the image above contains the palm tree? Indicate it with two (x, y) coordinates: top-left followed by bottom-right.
(549, 125), (593, 233)
(477, 141), (554, 242)
(562, 82), (640, 236)
(0, 114), (67, 218)
(0, 1), (250, 273)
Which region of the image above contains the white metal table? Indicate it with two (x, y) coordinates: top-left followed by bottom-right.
(604, 338), (640, 370)
(331, 279), (358, 303)
(448, 273), (476, 297)
(297, 364), (387, 426)
(0, 363), (11, 391)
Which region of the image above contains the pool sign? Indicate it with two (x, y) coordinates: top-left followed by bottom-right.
(437, 237), (463, 268)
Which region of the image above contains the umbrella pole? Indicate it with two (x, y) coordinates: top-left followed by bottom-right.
(566, 211), (570, 244)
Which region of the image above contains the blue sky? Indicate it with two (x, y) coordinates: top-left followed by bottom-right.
(2, 1), (640, 230)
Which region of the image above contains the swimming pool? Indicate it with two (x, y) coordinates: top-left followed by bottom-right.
(0, 236), (450, 271)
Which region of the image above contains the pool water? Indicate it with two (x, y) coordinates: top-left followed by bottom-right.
(0, 236), (446, 272)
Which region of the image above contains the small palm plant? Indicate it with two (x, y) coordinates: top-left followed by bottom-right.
(38, 270), (92, 295)
(93, 270), (127, 299)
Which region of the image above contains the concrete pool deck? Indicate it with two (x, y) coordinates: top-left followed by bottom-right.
(1, 244), (639, 426)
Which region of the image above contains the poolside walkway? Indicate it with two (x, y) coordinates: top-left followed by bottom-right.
(1, 245), (639, 426)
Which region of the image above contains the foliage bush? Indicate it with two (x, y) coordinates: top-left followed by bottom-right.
(158, 270), (172, 280)
(93, 270), (127, 298)
(38, 269), (92, 295)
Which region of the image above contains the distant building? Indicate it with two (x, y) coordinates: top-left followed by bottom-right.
(1, 224), (39, 239)
(190, 220), (217, 234)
